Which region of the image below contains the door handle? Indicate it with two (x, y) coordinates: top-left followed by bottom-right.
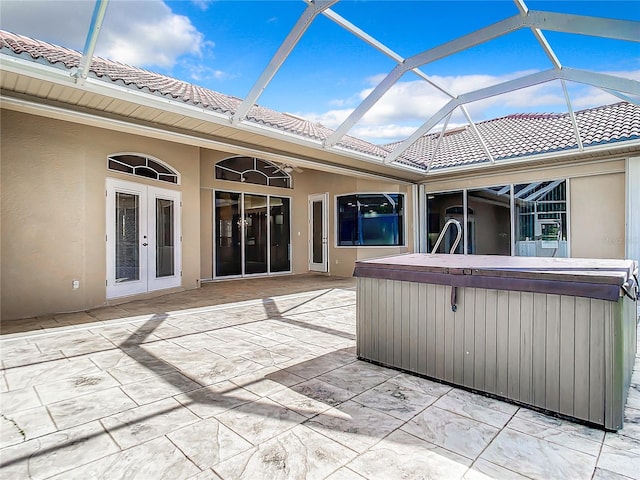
(142, 243), (148, 246)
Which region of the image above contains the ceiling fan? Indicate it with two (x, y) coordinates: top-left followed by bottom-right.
(273, 162), (303, 174)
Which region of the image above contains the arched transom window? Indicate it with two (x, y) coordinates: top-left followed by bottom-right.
(108, 153), (179, 184)
(215, 156), (292, 189)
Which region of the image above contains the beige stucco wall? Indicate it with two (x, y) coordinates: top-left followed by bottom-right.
(200, 152), (412, 279)
(1, 110), (201, 320)
(570, 172), (625, 258)
(422, 158), (627, 259)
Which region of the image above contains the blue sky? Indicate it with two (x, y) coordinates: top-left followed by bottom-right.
(1, 0), (638, 143)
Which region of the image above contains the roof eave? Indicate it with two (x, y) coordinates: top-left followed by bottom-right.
(415, 139), (640, 179)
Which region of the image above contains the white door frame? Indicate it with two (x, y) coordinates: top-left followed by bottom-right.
(308, 193), (329, 272)
(106, 178), (181, 299)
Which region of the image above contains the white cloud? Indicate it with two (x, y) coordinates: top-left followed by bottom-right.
(351, 125), (419, 142)
(187, 63), (234, 82)
(98, 1), (209, 68)
(191, 0), (214, 11)
(0, 0), (211, 69)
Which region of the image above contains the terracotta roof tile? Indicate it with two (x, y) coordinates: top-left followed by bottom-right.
(387, 102), (640, 170)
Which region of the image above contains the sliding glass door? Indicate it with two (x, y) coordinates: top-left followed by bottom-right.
(215, 191), (291, 277)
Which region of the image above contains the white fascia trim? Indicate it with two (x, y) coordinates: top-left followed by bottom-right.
(328, 144), (427, 175)
(0, 54), (232, 125)
(1, 93), (414, 185)
(236, 118), (422, 176)
(419, 139), (640, 176)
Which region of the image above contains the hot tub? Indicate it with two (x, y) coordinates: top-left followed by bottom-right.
(353, 253), (638, 430)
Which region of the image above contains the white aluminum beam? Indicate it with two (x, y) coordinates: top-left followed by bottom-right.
(561, 68), (640, 95)
(232, 0), (338, 124)
(515, 0), (561, 69)
(602, 89), (640, 105)
(526, 10), (640, 42)
(561, 80), (584, 151)
(75, 0), (109, 81)
(529, 28), (562, 69)
(461, 105), (495, 164)
(425, 111), (453, 172)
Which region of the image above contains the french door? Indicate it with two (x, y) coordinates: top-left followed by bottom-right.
(106, 178), (181, 298)
(308, 193), (328, 272)
(214, 191), (291, 278)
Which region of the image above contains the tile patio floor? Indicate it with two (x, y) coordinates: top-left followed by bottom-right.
(1, 274), (639, 479)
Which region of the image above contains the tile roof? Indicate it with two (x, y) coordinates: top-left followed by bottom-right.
(386, 102), (640, 171)
(1, 30), (638, 173)
(0, 30), (390, 160)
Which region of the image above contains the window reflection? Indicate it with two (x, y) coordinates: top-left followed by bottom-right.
(338, 194), (404, 246)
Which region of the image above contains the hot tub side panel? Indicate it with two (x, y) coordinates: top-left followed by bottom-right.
(605, 296), (637, 430)
(356, 277), (633, 429)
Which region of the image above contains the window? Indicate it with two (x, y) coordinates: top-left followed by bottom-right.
(426, 180), (567, 257)
(337, 193), (404, 246)
(514, 180), (567, 257)
(215, 156), (292, 188)
(108, 154), (179, 184)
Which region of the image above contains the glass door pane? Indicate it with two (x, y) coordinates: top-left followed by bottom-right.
(515, 180), (567, 257)
(467, 186), (511, 255)
(312, 200), (323, 264)
(215, 191), (242, 276)
(270, 197), (291, 272)
(115, 192), (140, 283)
(156, 198), (174, 277)
(244, 194), (267, 275)
(426, 191), (464, 253)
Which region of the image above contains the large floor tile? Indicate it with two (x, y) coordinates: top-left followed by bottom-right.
(182, 356), (264, 386)
(305, 400), (404, 453)
(175, 381), (260, 419)
(47, 387), (137, 430)
(213, 424), (357, 480)
(317, 361), (394, 395)
(597, 444), (640, 479)
(47, 436), (200, 480)
(215, 397), (307, 445)
(230, 366), (305, 397)
(0, 385), (41, 413)
(167, 417), (253, 469)
(120, 370), (202, 404)
(513, 408), (605, 444)
(35, 370), (121, 404)
(351, 378), (437, 420)
(101, 397), (199, 449)
(464, 459), (531, 480)
(347, 429), (471, 480)
(0, 421), (119, 480)
(434, 388), (517, 428)
(506, 415), (602, 456)
(480, 427), (597, 479)
(4, 357), (101, 390)
(401, 405), (499, 459)
(0, 406), (57, 448)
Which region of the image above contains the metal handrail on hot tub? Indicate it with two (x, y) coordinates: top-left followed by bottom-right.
(431, 218), (463, 312)
(431, 218), (462, 254)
